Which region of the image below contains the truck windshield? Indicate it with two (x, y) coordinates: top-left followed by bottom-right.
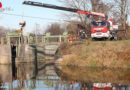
(92, 21), (107, 27)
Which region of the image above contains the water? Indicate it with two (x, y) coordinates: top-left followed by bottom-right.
(0, 62), (130, 90)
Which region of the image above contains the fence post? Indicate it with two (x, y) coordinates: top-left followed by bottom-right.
(1, 37), (4, 45)
(43, 36), (46, 43)
(18, 37), (21, 45)
(59, 35), (62, 43)
(63, 32), (68, 42)
(7, 37), (10, 45)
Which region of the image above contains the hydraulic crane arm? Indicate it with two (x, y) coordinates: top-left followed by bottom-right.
(23, 1), (105, 17)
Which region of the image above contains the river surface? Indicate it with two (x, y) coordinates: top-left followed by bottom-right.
(0, 61), (130, 90)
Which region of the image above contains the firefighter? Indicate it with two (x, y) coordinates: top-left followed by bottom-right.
(19, 21), (26, 31)
(19, 21), (26, 44)
(68, 34), (73, 42)
(79, 29), (86, 40)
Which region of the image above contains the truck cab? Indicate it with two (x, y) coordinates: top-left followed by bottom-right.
(91, 19), (111, 39)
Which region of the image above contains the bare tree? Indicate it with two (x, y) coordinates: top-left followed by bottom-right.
(0, 26), (11, 36)
(57, 0), (114, 30)
(66, 21), (81, 34)
(108, 0), (130, 30)
(58, 0), (130, 34)
(91, 0), (101, 12)
(118, 0), (129, 30)
(45, 23), (65, 35)
(58, 0), (91, 29)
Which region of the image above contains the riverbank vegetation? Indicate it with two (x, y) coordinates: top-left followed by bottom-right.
(58, 40), (130, 68)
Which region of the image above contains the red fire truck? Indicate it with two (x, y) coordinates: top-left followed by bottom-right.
(23, 1), (119, 40)
(91, 19), (119, 40)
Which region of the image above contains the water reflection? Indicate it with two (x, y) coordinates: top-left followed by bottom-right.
(56, 66), (130, 90)
(0, 62), (129, 90)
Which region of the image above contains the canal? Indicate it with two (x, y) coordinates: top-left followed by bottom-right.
(0, 60), (130, 90)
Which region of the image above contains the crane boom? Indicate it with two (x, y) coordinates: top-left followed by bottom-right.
(23, 1), (105, 17)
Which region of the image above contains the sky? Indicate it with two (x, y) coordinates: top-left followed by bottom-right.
(0, 0), (67, 34)
(0, 0), (130, 35)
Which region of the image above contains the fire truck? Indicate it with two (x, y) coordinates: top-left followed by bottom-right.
(23, 1), (119, 40)
(91, 19), (119, 40)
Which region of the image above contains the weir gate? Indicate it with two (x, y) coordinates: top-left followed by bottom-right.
(0, 32), (68, 64)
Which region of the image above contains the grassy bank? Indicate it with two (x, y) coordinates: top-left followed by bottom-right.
(58, 40), (130, 68)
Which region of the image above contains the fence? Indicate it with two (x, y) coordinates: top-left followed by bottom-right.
(43, 32), (68, 43)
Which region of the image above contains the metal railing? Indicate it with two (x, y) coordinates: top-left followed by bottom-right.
(3, 32), (68, 45)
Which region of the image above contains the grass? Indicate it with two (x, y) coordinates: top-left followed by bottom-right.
(128, 36), (130, 40)
(58, 40), (130, 68)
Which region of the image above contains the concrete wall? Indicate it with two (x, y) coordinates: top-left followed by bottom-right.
(15, 45), (36, 63)
(0, 45), (12, 64)
(44, 44), (59, 55)
(0, 44), (58, 64)
(36, 44), (45, 62)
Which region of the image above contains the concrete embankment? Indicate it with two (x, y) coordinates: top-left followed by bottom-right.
(0, 45), (12, 64)
(15, 45), (36, 63)
(0, 44), (59, 64)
